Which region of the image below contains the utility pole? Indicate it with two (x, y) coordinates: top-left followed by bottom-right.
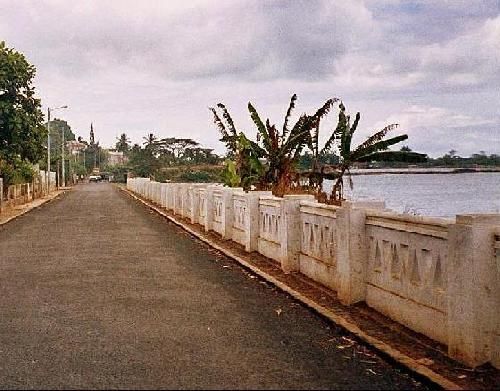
(61, 124), (65, 187)
(47, 108), (51, 193)
(46, 105), (68, 192)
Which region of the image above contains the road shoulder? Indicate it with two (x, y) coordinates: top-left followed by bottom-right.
(0, 190), (67, 226)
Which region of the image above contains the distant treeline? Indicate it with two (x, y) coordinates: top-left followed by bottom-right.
(110, 133), (223, 182)
(297, 148), (500, 169)
(424, 150), (500, 167)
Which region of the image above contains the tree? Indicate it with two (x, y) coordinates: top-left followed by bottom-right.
(158, 137), (199, 162)
(248, 94), (336, 195)
(115, 133), (131, 154)
(0, 41), (46, 171)
(323, 103), (415, 201)
(45, 118), (75, 163)
(183, 147), (219, 165)
(210, 103), (239, 159)
(210, 103), (264, 190)
(143, 133), (158, 148)
(210, 95), (337, 193)
(128, 143), (159, 177)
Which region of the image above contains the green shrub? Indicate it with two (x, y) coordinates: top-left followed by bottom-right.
(0, 157), (36, 187)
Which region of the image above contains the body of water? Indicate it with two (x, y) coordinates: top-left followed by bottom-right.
(323, 172), (500, 218)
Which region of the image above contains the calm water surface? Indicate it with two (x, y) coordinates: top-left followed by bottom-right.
(324, 173), (500, 218)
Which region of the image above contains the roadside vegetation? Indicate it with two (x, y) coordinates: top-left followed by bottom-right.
(0, 41), (45, 187)
(210, 95), (424, 203)
(110, 133), (223, 183)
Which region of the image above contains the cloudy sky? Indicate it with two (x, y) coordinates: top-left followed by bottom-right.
(1, 0), (499, 157)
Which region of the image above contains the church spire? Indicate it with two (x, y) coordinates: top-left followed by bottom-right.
(90, 122), (95, 146)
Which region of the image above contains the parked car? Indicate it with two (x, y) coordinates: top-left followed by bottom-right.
(89, 175), (101, 182)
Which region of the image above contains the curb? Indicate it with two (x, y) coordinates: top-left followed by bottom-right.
(121, 186), (462, 390)
(0, 190), (67, 227)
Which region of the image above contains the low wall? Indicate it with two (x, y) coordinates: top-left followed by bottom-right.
(258, 195), (283, 264)
(299, 201), (340, 291)
(127, 177), (500, 369)
(364, 209), (450, 344)
(0, 171), (57, 213)
(494, 230), (500, 369)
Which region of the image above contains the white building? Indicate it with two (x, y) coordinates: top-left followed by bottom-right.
(107, 150), (127, 166)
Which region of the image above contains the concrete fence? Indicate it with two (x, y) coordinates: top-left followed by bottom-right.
(0, 170), (57, 214)
(127, 177), (500, 369)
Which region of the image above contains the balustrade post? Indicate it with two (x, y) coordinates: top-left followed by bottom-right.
(336, 201), (385, 305)
(153, 182), (158, 203)
(219, 188), (240, 239)
(280, 195), (315, 273)
(174, 184), (184, 215)
(0, 178), (3, 212)
(166, 183), (173, 210)
(447, 214), (500, 367)
(205, 185), (218, 232)
(156, 182), (161, 204)
(189, 185), (206, 224)
(191, 186), (200, 224)
(161, 183), (167, 208)
(244, 191), (271, 252)
(182, 184), (192, 218)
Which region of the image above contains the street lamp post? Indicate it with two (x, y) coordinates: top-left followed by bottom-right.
(61, 122), (65, 187)
(47, 109), (51, 193)
(46, 105), (68, 191)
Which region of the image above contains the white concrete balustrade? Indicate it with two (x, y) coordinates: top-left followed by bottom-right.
(299, 201), (340, 291)
(126, 177), (500, 369)
(364, 210), (450, 344)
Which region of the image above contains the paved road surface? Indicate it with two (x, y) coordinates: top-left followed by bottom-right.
(0, 184), (428, 389)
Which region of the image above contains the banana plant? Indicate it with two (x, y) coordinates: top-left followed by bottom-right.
(210, 104), (264, 190)
(248, 94), (336, 195)
(323, 103), (413, 201)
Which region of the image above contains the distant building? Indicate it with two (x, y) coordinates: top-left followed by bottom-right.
(107, 150), (128, 166)
(66, 140), (86, 155)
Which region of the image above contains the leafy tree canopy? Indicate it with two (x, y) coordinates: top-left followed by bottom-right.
(115, 133), (131, 153)
(0, 41), (46, 163)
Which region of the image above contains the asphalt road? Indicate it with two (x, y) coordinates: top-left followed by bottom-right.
(0, 183), (429, 389)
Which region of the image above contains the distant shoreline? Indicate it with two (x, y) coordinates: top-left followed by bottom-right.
(349, 167), (500, 175)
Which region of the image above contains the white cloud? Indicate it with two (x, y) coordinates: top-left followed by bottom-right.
(0, 0), (498, 157)
(374, 105), (499, 157)
(380, 105), (496, 130)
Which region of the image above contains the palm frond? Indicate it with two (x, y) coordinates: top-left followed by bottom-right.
(320, 115), (343, 155)
(280, 128), (310, 159)
(248, 102), (271, 153)
(282, 94), (297, 141)
(338, 107), (351, 159)
(210, 106), (238, 154)
(209, 107), (227, 137)
(351, 112), (361, 134)
(248, 139), (266, 157)
(217, 103), (237, 136)
(343, 112), (359, 160)
(311, 98), (338, 124)
(351, 134), (408, 161)
(353, 123), (399, 155)
(346, 168), (354, 190)
(266, 119), (278, 148)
